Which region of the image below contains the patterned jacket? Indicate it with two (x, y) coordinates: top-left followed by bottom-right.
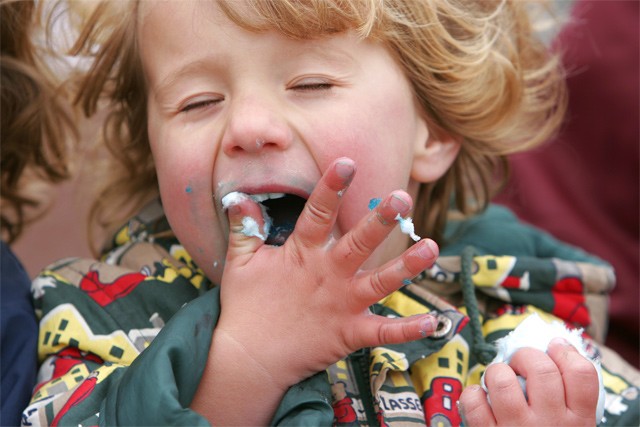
(23, 200), (639, 426)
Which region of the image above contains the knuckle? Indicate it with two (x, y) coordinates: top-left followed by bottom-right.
(486, 365), (517, 393)
(491, 374), (516, 394)
(569, 358), (598, 380)
(229, 222), (246, 235)
(369, 271), (389, 298)
(374, 210), (393, 226)
(376, 321), (412, 345)
(376, 323), (393, 345)
(529, 358), (559, 379)
(304, 200), (333, 226)
(340, 327), (359, 350)
(513, 348), (558, 379)
(348, 233), (373, 259)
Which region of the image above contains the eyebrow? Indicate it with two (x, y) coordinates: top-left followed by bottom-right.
(296, 42), (356, 68)
(152, 38), (358, 99)
(154, 59), (219, 99)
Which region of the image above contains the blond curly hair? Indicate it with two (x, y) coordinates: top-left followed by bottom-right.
(71, 0), (566, 246)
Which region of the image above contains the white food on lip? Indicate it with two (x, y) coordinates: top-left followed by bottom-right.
(394, 214), (421, 242)
(221, 191), (249, 209)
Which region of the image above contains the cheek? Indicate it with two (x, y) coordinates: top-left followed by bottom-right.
(312, 106), (418, 230)
(149, 124), (227, 281)
(152, 130), (207, 214)
(323, 107), (416, 179)
(319, 132), (413, 232)
(151, 122), (215, 203)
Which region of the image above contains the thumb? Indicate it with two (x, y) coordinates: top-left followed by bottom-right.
(223, 192), (268, 263)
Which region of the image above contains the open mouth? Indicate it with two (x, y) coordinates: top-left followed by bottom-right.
(222, 192), (307, 246)
(260, 193), (306, 245)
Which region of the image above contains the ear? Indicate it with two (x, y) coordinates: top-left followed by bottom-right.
(410, 123), (461, 183)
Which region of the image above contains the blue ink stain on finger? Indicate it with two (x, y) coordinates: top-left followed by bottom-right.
(185, 185), (193, 194)
(368, 198), (382, 210)
(402, 279), (412, 286)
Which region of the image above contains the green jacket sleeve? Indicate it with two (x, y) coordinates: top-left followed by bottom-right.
(100, 288), (218, 426)
(101, 287), (334, 426)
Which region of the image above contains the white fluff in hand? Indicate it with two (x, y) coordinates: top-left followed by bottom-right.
(394, 214), (421, 242)
(481, 313), (605, 423)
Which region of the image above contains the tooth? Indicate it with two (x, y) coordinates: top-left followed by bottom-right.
(221, 192), (286, 209)
(249, 193), (285, 203)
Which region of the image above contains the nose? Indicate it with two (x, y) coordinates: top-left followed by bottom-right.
(221, 95), (292, 156)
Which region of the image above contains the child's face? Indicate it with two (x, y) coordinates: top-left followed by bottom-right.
(139, 1), (437, 282)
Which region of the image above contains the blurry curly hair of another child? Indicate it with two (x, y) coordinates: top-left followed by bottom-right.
(1, 0), (78, 244)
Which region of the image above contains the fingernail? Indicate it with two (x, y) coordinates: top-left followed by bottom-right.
(388, 193), (410, 215)
(227, 204), (241, 216)
(415, 239), (438, 259)
(335, 159), (355, 182)
(550, 337), (571, 347)
(419, 315), (438, 337)
(457, 400), (469, 426)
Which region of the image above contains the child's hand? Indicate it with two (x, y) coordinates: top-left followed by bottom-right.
(220, 157), (438, 384)
(191, 157), (439, 424)
(459, 339), (600, 426)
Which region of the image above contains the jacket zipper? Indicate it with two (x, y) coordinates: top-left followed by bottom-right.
(349, 347), (380, 427)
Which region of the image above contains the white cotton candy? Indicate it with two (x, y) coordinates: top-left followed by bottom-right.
(395, 214), (421, 242)
(240, 217), (266, 241)
(221, 191), (270, 241)
(221, 191), (250, 209)
(481, 313), (605, 424)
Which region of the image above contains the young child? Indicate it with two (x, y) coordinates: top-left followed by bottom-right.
(1, 1), (77, 425)
(24, 1), (639, 426)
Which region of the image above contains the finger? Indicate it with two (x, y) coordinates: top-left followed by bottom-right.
(458, 384), (497, 427)
(351, 313), (438, 349)
(547, 338), (600, 421)
(331, 190), (413, 273)
(223, 193), (268, 264)
(291, 157), (355, 248)
(483, 363), (530, 425)
(508, 347), (565, 415)
(353, 238), (438, 306)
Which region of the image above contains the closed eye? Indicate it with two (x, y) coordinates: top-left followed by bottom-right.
(289, 75), (335, 92)
(292, 82), (333, 91)
(180, 98), (222, 113)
